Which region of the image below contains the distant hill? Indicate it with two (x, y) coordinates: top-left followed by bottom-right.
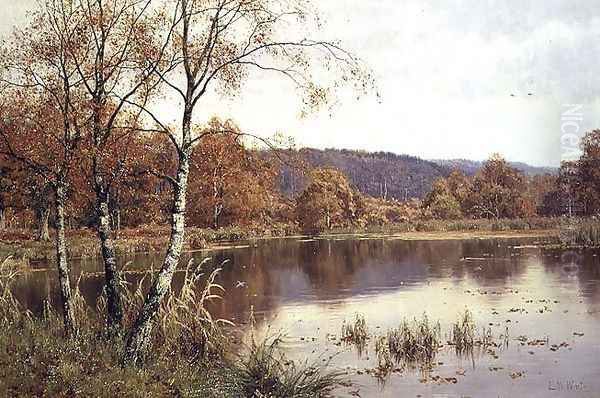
(276, 149), (557, 201)
(430, 159), (557, 176)
(279, 148), (450, 200)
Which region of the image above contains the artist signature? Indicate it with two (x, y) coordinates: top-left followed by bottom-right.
(548, 379), (588, 392)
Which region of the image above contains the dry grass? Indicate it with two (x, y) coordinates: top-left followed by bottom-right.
(413, 217), (565, 233)
(237, 335), (345, 398)
(560, 219), (600, 247)
(0, 254), (342, 397)
(0, 256), (32, 325)
(157, 259), (234, 360)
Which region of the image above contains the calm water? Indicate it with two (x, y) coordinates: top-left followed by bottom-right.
(14, 236), (600, 397)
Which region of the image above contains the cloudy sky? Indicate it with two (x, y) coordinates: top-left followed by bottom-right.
(2, 0), (599, 167)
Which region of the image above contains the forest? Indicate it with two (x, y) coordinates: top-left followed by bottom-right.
(2, 130), (599, 236)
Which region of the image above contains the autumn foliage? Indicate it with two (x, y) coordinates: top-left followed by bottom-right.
(3, 130), (600, 236)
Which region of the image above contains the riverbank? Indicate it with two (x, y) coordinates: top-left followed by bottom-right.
(0, 218), (574, 262)
(0, 224), (298, 262)
(0, 257), (344, 398)
(322, 229), (559, 242)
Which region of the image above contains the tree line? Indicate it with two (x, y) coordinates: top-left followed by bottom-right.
(421, 136), (600, 220)
(2, 124), (599, 239)
(293, 136), (600, 231)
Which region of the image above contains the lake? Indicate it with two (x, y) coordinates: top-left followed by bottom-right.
(13, 235), (600, 397)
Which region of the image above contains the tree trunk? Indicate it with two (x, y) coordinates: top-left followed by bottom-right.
(0, 206), (5, 230)
(55, 184), (76, 336)
(96, 189), (124, 332)
(113, 209), (121, 231)
(90, 65), (124, 332)
(213, 203), (222, 229)
(212, 171), (222, 229)
(123, 153), (190, 365)
(36, 207), (51, 242)
(383, 179), (388, 200)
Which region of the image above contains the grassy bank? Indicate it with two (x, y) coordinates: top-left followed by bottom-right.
(327, 217), (567, 235)
(0, 320), (343, 397)
(0, 217), (572, 262)
(0, 259), (344, 398)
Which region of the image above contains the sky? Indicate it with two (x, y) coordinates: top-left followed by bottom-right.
(2, 0), (599, 167)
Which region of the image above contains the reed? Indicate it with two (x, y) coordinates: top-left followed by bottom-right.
(158, 258), (234, 360)
(374, 335), (394, 374)
(449, 309), (476, 353)
(386, 314), (441, 366)
(0, 256), (32, 325)
(341, 314), (368, 343)
(340, 313), (369, 355)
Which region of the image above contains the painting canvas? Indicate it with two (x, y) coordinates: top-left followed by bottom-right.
(0, 1), (598, 397)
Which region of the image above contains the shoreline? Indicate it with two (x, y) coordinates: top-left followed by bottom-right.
(1, 227), (562, 263)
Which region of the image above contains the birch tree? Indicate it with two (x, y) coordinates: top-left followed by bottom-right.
(0, 1), (87, 335)
(123, 0), (375, 364)
(64, 0), (177, 333)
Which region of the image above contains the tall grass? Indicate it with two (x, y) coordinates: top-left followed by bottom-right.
(158, 259), (234, 360)
(0, 254), (343, 397)
(560, 219), (600, 247)
(0, 256), (32, 325)
(237, 335), (345, 398)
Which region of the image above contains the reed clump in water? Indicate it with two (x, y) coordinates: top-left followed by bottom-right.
(449, 309), (476, 353)
(341, 313), (369, 354)
(374, 335), (394, 377)
(385, 314), (441, 366)
(448, 310), (500, 356)
(374, 310), (500, 373)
